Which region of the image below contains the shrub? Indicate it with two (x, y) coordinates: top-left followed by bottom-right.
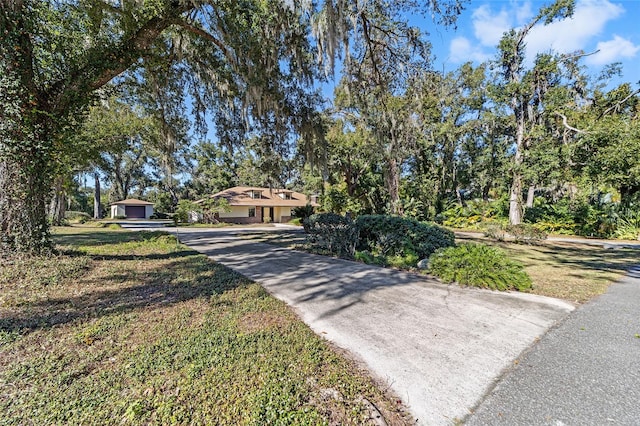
(288, 218), (302, 226)
(439, 199), (507, 229)
(304, 213), (357, 258)
(504, 224), (547, 244)
(531, 220), (575, 235)
(150, 211), (169, 219)
(484, 223), (548, 244)
(386, 252), (419, 269)
(292, 204), (315, 224)
(114, 215), (127, 220)
(354, 250), (383, 265)
(64, 211), (91, 224)
(428, 243), (533, 291)
(483, 223), (506, 241)
(613, 212), (640, 240)
(355, 215), (454, 261)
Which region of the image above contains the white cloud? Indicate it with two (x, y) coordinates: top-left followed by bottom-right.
(515, 1), (534, 26)
(448, 36), (492, 63)
(587, 35), (640, 65)
(525, 0), (624, 56)
(472, 5), (512, 47)
(449, 0), (635, 66)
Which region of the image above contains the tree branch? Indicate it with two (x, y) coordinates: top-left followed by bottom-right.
(91, 0), (127, 16)
(169, 18), (236, 64)
(554, 112), (589, 134)
(599, 88), (640, 118)
(48, 1), (192, 115)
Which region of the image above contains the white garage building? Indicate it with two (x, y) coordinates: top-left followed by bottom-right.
(110, 198), (154, 219)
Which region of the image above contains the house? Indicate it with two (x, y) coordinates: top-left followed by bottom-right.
(110, 198), (154, 219)
(195, 186), (317, 224)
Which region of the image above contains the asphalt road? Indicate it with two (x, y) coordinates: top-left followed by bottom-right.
(465, 266), (640, 425)
(175, 227), (574, 425)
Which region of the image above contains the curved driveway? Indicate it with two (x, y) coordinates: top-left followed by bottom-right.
(176, 227), (574, 425)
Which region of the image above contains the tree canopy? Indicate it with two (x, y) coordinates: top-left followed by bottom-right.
(0, 0), (463, 254)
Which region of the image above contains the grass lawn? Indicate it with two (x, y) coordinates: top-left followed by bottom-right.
(455, 234), (639, 303)
(244, 230), (640, 304)
(0, 226), (409, 425)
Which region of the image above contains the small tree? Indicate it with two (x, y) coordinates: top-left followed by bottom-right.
(174, 200), (200, 224)
(200, 198), (231, 224)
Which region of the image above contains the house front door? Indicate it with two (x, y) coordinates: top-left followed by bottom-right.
(262, 207), (274, 222)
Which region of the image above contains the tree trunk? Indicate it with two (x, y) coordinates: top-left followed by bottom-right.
(456, 186), (465, 207)
(482, 184), (491, 202)
(509, 174), (523, 225)
(385, 157), (402, 215)
(94, 172), (102, 219)
(509, 98), (525, 225)
(526, 185), (536, 209)
(0, 153), (53, 256)
(49, 176), (66, 226)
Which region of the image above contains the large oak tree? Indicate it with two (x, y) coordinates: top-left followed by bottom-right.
(1, 0), (463, 255)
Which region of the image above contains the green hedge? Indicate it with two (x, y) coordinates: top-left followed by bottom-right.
(355, 215), (455, 260)
(304, 213), (357, 258)
(428, 243), (533, 291)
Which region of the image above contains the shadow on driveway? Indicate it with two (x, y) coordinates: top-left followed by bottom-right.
(178, 228), (575, 425)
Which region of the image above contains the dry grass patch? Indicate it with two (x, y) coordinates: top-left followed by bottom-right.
(1, 226), (411, 425)
(456, 233), (639, 303)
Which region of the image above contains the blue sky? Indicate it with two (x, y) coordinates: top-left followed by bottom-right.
(321, 0), (640, 100)
(429, 0), (640, 84)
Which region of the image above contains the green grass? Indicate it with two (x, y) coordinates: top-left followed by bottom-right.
(0, 226), (410, 425)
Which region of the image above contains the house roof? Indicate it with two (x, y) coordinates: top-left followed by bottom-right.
(110, 198), (154, 206)
(198, 186), (318, 207)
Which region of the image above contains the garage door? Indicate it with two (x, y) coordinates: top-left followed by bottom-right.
(125, 206), (146, 218)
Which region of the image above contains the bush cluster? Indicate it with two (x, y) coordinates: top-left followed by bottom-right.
(292, 204), (315, 228)
(304, 213), (358, 258)
(504, 224), (547, 244)
(484, 223), (547, 244)
(304, 213), (454, 265)
(428, 243), (533, 291)
(149, 211), (169, 219)
(303, 213), (534, 292)
(355, 215), (454, 260)
(438, 199), (507, 230)
(64, 211), (91, 224)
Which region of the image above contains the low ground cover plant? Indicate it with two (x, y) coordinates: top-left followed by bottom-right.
(428, 243), (533, 291)
(0, 226), (409, 425)
(438, 199), (506, 230)
(613, 211), (640, 240)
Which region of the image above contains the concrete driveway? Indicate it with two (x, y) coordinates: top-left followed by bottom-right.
(177, 227), (574, 425)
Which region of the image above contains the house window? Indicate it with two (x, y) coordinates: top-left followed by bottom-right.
(279, 192), (292, 200)
(250, 190), (262, 199)
(248, 207), (256, 217)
